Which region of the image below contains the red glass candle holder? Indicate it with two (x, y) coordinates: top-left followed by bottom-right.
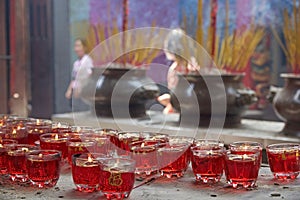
(6, 144), (38, 182)
(118, 132), (145, 151)
(0, 139), (18, 174)
(40, 133), (68, 159)
(229, 141), (263, 166)
(82, 134), (111, 155)
(191, 144), (225, 183)
(0, 115), (8, 127)
(130, 142), (158, 176)
(224, 151), (260, 188)
(99, 158), (135, 200)
(158, 142), (190, 178)
(169, 136), (194, 160)
(266, 143), (300, 180)
(26, 119), (52, 145)
(26, 150), (61, 188)
(94, 128), (119, 147)
(71, 153), (106, 192)
(118, 132), (168, 152)
(51, 122), (71, 133)
(67, 140), (96, 164)
(0, 128), (9, 139)
(2, 126), (28, 144)
(0, 114), (16, 127)
(6, 117), (34, 129)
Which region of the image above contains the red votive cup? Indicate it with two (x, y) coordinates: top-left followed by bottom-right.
(40, 133), (69, 159)
(26, 119), (52, 145)
(82, 134), (111, 155)
(266, 143), (300, 180)
(6, 117), (34, 128)
(71, 153), (107, 192)
(51, 122), (71, 133)
(158, 142), (190, 178)
(94, 128), (119, 147)
(0, 139), (18, 174)
(224, 151), (260, 188)
(26, 150), (61, 188)
(118, 132), (145, 151)
(169, 136), (194, 158)
(191, 142), (225, 183)
(67, 140), (96, 164)
(118, 132), (168, 152)
(130, 142), (158, 176)
(229, 141), (263, 166)
(0, 114), (11, 127)
(99, 157), (135, 200)
(6, 144), (38, 182)
(0, 129), (9, 139)
(0, 126), (28, 144)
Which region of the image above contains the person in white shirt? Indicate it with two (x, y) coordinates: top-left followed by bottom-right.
(65, 38), (93, 111)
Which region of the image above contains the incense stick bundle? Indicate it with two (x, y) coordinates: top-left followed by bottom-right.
(272, 0), (300, 73)
(218, 26), (265, 71)
(85, 20), (163, 67)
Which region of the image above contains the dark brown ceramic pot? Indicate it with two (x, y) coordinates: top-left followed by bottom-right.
(171, 73), (257, 127)
(81, 67), (159, 118)
(273, 74), (300, 137)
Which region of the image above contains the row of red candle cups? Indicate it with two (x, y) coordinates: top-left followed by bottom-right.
(0, 140), (61, 187)
(0, 115), (99, 146)
(1, 115), (300, 198)
(71, 153), (136, 199)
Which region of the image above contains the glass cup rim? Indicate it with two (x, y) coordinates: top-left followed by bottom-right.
(266, 143), (300, 153)
(225, 150), (260, 158)
(168, 135), (195, 144)
(94, 128), (118, 134)
(229, 141), (263, 148)
(193, 139), (224, 146)
(70, 126), (94, 133)
(72, 152), (111, 164)
(51, 121), (70, 127)
(118, 131), (168, 139)
(0, 138), (18, 145)
(158, 142), (190, 151)
(25, 119), (52, 126)
(267, 143), (300, 149)
(5, 143), (38, 149)
(40, 133), (69, 141)
(191, 146), (226, 153)
(6, 144), (39, 155)
(67, 140), (95, 146)
(101, 157), (136, 167)
(26, 150), (61, 161)
(81, 133), (110, 139)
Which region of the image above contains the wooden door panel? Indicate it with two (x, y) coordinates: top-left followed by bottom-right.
(0, 0), (8, 113)
(29, 0), (54, 118)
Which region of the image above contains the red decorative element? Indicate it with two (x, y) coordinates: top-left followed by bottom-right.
(100, 171), (135, 196)
(122, 0), (129, 33)
(210, 0), (218, 60)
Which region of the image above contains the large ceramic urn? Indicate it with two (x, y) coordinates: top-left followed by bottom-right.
(81, 66), (159, 118)
(273, 74), (300, 137)
(171, 73), (257, 127)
